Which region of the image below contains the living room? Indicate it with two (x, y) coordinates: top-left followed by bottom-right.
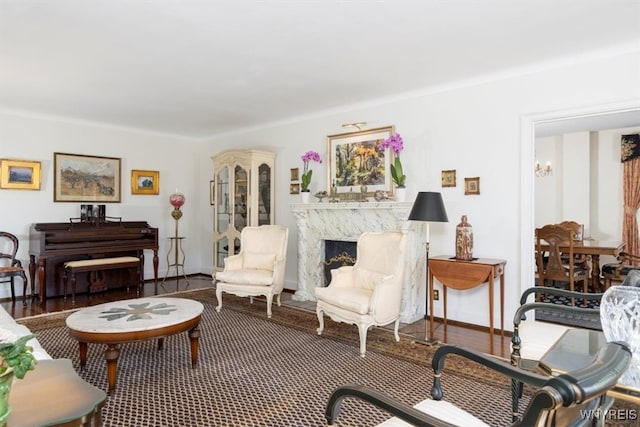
(1, 1), (639, 332)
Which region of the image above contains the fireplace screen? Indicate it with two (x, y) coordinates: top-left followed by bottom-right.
(323, 240), (357, 285)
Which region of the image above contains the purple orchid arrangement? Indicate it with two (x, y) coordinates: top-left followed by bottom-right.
(380, 133), (406, 188)
(301, 150), (322, 192)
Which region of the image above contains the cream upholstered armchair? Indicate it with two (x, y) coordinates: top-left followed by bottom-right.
(214, 225), (288, 318)
(315, 230), (407, 357)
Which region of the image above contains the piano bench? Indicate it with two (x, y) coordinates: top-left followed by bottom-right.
(63, 256), (143, 303)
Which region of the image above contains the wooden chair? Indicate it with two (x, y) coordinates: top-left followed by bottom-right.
(557, 220), (590, 271)
(0, 231), (29, 305)
(602, 251), (640, 290)
(535, 224), (589, 303)
(325, 342), (631, 427)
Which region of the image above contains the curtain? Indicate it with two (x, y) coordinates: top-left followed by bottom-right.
(622, 134), (640, 261)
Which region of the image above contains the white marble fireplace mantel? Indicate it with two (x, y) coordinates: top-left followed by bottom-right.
(290, 201), (425, 323)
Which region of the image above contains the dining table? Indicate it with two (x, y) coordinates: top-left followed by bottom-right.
(537, 239), (625, 292)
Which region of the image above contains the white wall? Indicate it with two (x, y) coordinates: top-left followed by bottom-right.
(0, 114), (202, 297)
(201, 49), (640, 330)
(2, 49), (639, 332)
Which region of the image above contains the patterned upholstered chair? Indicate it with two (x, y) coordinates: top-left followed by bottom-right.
(602, 251), (640, 290)
(214, 225), (288, 318)
(315, 230), (406, 357)
(325, 342), (631, 427)
(0, 231), (29, 305)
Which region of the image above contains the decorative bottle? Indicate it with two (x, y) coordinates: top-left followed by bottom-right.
(455, 215), (473, 260)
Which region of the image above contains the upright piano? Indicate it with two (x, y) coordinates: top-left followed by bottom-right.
(29, 220), (159, 302)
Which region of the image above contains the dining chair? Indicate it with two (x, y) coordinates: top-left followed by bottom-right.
(0, 231), (29, 305)
(535, 224), (589, 303)
(602, 251), (640, 290)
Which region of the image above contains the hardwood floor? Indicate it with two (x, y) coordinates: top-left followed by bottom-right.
(1, 274), (511, 358)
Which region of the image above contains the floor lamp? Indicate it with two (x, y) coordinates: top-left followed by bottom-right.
(408, 191), (448, 344)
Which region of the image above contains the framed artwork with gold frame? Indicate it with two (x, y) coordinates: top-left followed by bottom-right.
(464, 177), (480, 195)
(441, 170), (456, 188)
(0, 159), (42, 190)
(327, 125), (395, 196)
(131, 170), (159, 195)
(290, 183), (300, 194)
(290, 168), (299, 181)
(54, 152), (121, 202)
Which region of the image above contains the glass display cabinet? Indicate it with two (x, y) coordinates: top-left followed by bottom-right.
(212, 150), (275, 272)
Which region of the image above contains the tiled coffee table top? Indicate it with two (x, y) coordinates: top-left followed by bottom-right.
(66, 297), (204, 333)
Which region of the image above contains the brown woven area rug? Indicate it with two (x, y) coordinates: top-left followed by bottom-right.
(18, 288), (540, 426)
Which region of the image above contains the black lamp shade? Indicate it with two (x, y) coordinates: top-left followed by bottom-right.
(408, 192), (448, 223)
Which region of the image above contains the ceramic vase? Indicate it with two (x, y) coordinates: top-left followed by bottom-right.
(301, 191), (311, 204)
(395, 187), (406, 202)
(455, 215), (474, 260)
(0, 371), (13, 427)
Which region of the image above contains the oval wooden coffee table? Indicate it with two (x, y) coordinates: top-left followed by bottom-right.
(66, 297), (203, 392)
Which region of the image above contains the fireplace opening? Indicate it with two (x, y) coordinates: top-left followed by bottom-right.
(323, 240), (357, 285)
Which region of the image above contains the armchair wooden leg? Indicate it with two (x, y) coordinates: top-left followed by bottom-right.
(357, 323), (369, 357)
(215, 288), (223, 313)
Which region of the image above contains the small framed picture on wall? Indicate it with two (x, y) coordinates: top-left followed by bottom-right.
(464, 177), (480, 195)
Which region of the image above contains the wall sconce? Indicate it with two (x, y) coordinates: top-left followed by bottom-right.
(535, 160), (553, 177)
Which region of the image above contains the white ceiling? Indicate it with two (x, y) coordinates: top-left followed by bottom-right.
(1, 0), (639, 139)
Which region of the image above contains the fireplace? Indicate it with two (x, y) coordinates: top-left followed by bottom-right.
(323, 240), (357, 285)
(291, 201), (425, 323)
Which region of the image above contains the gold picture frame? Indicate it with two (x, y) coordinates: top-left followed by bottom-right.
(441, 170), (456, 188)
(327, 125), (395, 196)
(131, 170), (159, 195)
(0, 159), (42, 190)
(464, 177), (480, 195)
(290, 183), (300, 194)
(290, 168), (299, 181)
(54, 152), (121, 202)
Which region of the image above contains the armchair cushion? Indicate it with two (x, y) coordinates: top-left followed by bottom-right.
(216, 269), (274, 286)
(355, 268), (387, 291)
(243, 252), (276, 271)
(314, 287), (373, 314)
(377, 399), (489, 427)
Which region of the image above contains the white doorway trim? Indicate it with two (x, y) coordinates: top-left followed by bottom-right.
(520, 100), (640, 296)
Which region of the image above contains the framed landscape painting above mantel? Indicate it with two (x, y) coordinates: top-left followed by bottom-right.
(54, 152), (121, 202)
(327, 126), (396, 197)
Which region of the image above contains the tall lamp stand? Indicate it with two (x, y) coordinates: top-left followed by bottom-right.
(408, 192), (448, 346)
(161, 192), (191, 289)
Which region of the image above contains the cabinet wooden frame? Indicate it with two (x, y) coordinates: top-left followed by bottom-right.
(131, 170), (159, 195)
(0, 158), (41, 190)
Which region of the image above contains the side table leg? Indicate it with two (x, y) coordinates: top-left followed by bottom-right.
(189, 326), (200, 368)
(105, 344), (120, 393)
(79, 342), (88, 368)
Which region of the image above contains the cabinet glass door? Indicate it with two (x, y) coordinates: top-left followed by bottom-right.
(258, 163), (271, 225)
(215, 166), (230, 269)
(234, 165), (248, 234)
